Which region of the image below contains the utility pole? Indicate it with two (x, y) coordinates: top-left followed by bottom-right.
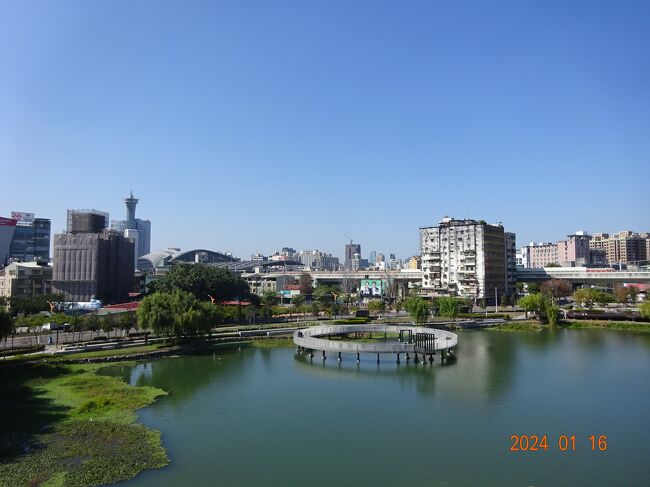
(495, 287), (498, 314)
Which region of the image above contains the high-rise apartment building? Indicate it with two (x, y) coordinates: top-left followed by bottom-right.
(8, 212), (50, 263)
(590, 231), (648, 266)
(298, 250), (339, 270)
(344, 243), (361, 270)
(420, 217), (516, 302)
(111, 192), (151, 269)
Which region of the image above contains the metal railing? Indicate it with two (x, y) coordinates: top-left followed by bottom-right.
(293, 324), (457, 354)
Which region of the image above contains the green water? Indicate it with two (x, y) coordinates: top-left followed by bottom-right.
(103, 329), (650, 486)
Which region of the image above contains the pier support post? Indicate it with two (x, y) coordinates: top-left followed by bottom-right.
(414, 353), (419, 364)
(406, 353), (410, 362)
(356, 352), (360, 364)
(429, 354), (434, 364)
(322, 350), (326, 360)
(396, 353), (400, 364)
(338, 352), (342, 361)
(377, 353), (380, 364)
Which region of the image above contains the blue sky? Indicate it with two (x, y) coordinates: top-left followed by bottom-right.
(1, 0), (648, 260)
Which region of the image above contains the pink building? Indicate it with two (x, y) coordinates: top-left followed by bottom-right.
(557, 232), (591, 267)
(522, 231), (593, 268)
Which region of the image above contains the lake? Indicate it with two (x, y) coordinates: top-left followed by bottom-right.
(103, 329), (650, 486)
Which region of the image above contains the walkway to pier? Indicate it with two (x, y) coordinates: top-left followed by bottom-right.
(293, 324), (458, 363)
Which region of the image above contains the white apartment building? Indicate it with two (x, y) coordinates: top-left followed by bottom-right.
(420, 217), (516, 302)
(0, 261), (52, 300)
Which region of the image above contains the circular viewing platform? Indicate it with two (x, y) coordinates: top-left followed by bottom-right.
(293, 324), (458, 364)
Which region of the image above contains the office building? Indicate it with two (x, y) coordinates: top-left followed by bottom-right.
(0, 217), (17, 266)
(110, 192), (151, 269)
(420, 217), (516, 302)
(344, 243), (361, 270)
(0, 261), (52, 300)
(52, 229), (134, 304)
(8, 212), (51, 263)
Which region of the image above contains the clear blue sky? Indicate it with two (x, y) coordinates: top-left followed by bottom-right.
(1, 0), (648, 260)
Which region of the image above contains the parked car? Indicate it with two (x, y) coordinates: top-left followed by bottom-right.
(41, 322), (66, 331)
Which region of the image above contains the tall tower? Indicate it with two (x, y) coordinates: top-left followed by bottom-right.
(124, 191), (139, 229)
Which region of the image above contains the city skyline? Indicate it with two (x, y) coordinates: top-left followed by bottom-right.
(2, 1), (648, 259)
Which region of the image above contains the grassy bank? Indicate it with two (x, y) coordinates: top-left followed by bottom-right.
(560, 320), (650, 333)
(0, 361), (168, 487)
(248, 337), (294, 348)
(487, 321), (544, 332)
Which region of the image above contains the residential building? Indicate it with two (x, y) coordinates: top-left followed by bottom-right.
(521, 242), (558, 268)
(298, 250), (339, 271)
(557, 231), (591, 267)
(110, 192), (152, 269)
(590, 231), (648, 266)
(0, 261), (52, 300)
(505, 232), (517, 296)
(387, 254), (402, 270)
(0, 217), (17, 266)
(8, 212), (51, 263)
(344, 243), (361, 270)
(407, 256), (421, 269)
(420, 217), (516, 302)
(52, 229), (135, 304)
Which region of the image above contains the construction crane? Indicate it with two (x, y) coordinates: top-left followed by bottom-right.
(343, 233), (353, 244)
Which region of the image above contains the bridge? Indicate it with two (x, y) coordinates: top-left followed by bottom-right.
(517, 267), (650, 284)
(293, 324), (458, 364)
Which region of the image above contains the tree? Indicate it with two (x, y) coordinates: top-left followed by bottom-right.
(526, 283), (540, 294)
(298, 272), (314, 297)
(517, 293), (558, 325)
(7, 293), (65, 317)
(404, 297), (429, 326)
(435, 296), (460, 318)
(367, 299), (386, 314)
(83, 313), (101, 337)
(613, 285), (639, 305)
(313, 284), (339, 307)
(261, 290), (280, 323)
(118, 312), (137, 338)
(574, 288), (615, 309)
(541, 279), (573, 300)
(518, 294), (544, 318)
(100, 315), (117, 338)
(639, 302), (650, 319)
(138, 290), (221, 337)
(291, 295), (305, 307)
(148, 263), (251, 302)
(0, 307), (13, 351)
(138, 292), (179, 336)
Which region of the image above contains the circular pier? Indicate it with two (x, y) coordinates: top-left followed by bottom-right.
(293, 324), (458, 363)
